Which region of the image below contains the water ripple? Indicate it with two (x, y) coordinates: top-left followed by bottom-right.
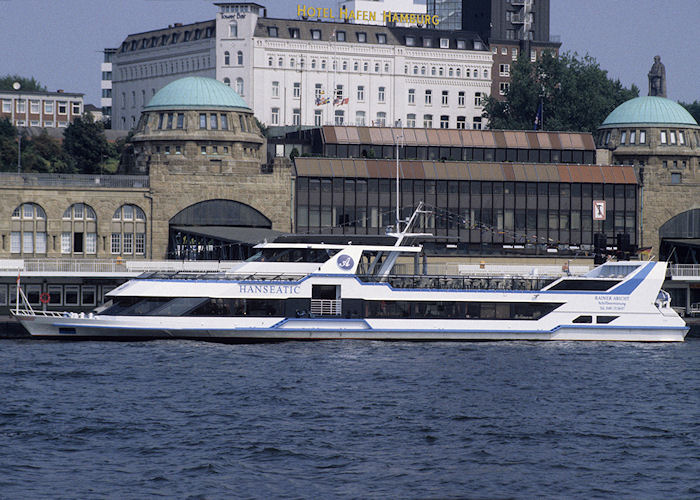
(0, 338), (698, 498)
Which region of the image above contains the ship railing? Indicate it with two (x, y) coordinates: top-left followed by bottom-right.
(12, 308), (66, 318)
(391, 262), (590, 277)
(359, 274), (557, 291)
(310, 299), (342, 316)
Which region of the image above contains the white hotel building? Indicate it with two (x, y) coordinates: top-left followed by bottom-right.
(112, 2), (492, 131)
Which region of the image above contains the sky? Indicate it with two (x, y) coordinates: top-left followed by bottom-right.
(0, 0), (698, 106)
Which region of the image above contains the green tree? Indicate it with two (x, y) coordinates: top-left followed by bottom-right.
(0, 75), (47, 92)
(62, 115), (111, 174)
(680, 101), (700, 124)
(483, 52), (639, 132)
(0, 117), (19, 171)
(25, 131), (76, 173)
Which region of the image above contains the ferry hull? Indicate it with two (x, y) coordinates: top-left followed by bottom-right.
(17, 315), (688, 342)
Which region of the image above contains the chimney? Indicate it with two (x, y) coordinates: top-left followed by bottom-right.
(174, 23), (182, 27)
(57, 89), (64, 93)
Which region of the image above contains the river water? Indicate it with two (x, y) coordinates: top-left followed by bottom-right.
(1, 338), (698, 499)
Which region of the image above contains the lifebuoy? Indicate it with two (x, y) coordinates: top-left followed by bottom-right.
(39, 292), (51, 304)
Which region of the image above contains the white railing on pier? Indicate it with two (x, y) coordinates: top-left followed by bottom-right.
(310, 299), (342, 316)
(22, 259), (128, 273)
(670, 264), (700, 278)
(0, 172), (149, 189)
(125, 261), (242, 272)
(0, 259), (24, 271)
(0, 259), (244, 274)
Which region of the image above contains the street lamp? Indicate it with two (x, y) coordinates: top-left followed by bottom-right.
(394, 124), (404, 232)
(13, 81), (21, 174)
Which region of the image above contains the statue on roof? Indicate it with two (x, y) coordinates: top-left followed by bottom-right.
(648, 55), (667, 97)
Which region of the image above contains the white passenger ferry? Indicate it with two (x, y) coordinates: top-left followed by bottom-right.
(12, 208), (688, 342)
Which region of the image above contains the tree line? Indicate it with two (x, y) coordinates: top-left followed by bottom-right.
(0, 115), (128, 174)
(482, 51), (699, 132)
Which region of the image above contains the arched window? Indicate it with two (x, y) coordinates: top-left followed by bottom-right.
(224, 51), (230, 65)
(236, 78), (244, 95)
(61, 203), (97, 254)
(111, 204), (146, 256)
(223, 77), (231, 87)
(237, 51), (243, 65)
(11, 203), (47, 254)
(229, 22), (237, 37)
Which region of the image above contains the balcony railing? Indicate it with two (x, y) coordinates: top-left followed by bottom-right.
(670, 264), (700, 278)
(0, 172), (149, 189)
(310, 299), (342, 316)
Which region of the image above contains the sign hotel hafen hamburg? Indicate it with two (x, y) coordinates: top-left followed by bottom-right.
(297, 4), (441, 26)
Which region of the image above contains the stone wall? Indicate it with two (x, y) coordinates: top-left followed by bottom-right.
(0, 185), (149, 259)
(641, 168), (700, 253)
(148, 156), (292, 258)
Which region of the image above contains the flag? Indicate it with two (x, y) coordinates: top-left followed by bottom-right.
(342, 97), (349, 105)
(533, 100), (543, 130)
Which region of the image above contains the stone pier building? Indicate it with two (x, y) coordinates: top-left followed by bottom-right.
(0, 77), (292, 261)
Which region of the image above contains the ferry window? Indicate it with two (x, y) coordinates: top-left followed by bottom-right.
(47, 285), (63, 306)
(573, 315), (592, 323)
(64, 285), (80, 306)
(596, 315), (618, 324)
(26, 285), (41, 306)
(81, 286), (96, 306)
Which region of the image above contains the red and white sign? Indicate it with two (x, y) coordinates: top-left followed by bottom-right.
(593, 200), (606, 220)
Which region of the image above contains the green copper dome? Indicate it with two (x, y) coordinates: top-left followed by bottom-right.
(601, 96), (697, 127)
(145, 77), (250, 111)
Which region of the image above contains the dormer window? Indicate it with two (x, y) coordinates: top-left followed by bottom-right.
(268, 26), (278, 37)
(161, 34), (169, 45)
(336, 31), (346, 42)
(171, 33), (179, 44)
(289, 28), (300, 38)
(456, 39), (466, 49)
(405, 36), (415, 46)
(423, 38), (432, 47)
(141, 39), (148, 49)
(357, 32), (366, 43)
(150, 36), (157, 47)
(311, 29), (321, 40)
(440, 38), (449, 48)
(377, 33), (387, 44)
(130, 40), (137, 50)
(194, 29), (201, 40)
(183, 31), (191, 41)
(205, 27), (213, 38)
